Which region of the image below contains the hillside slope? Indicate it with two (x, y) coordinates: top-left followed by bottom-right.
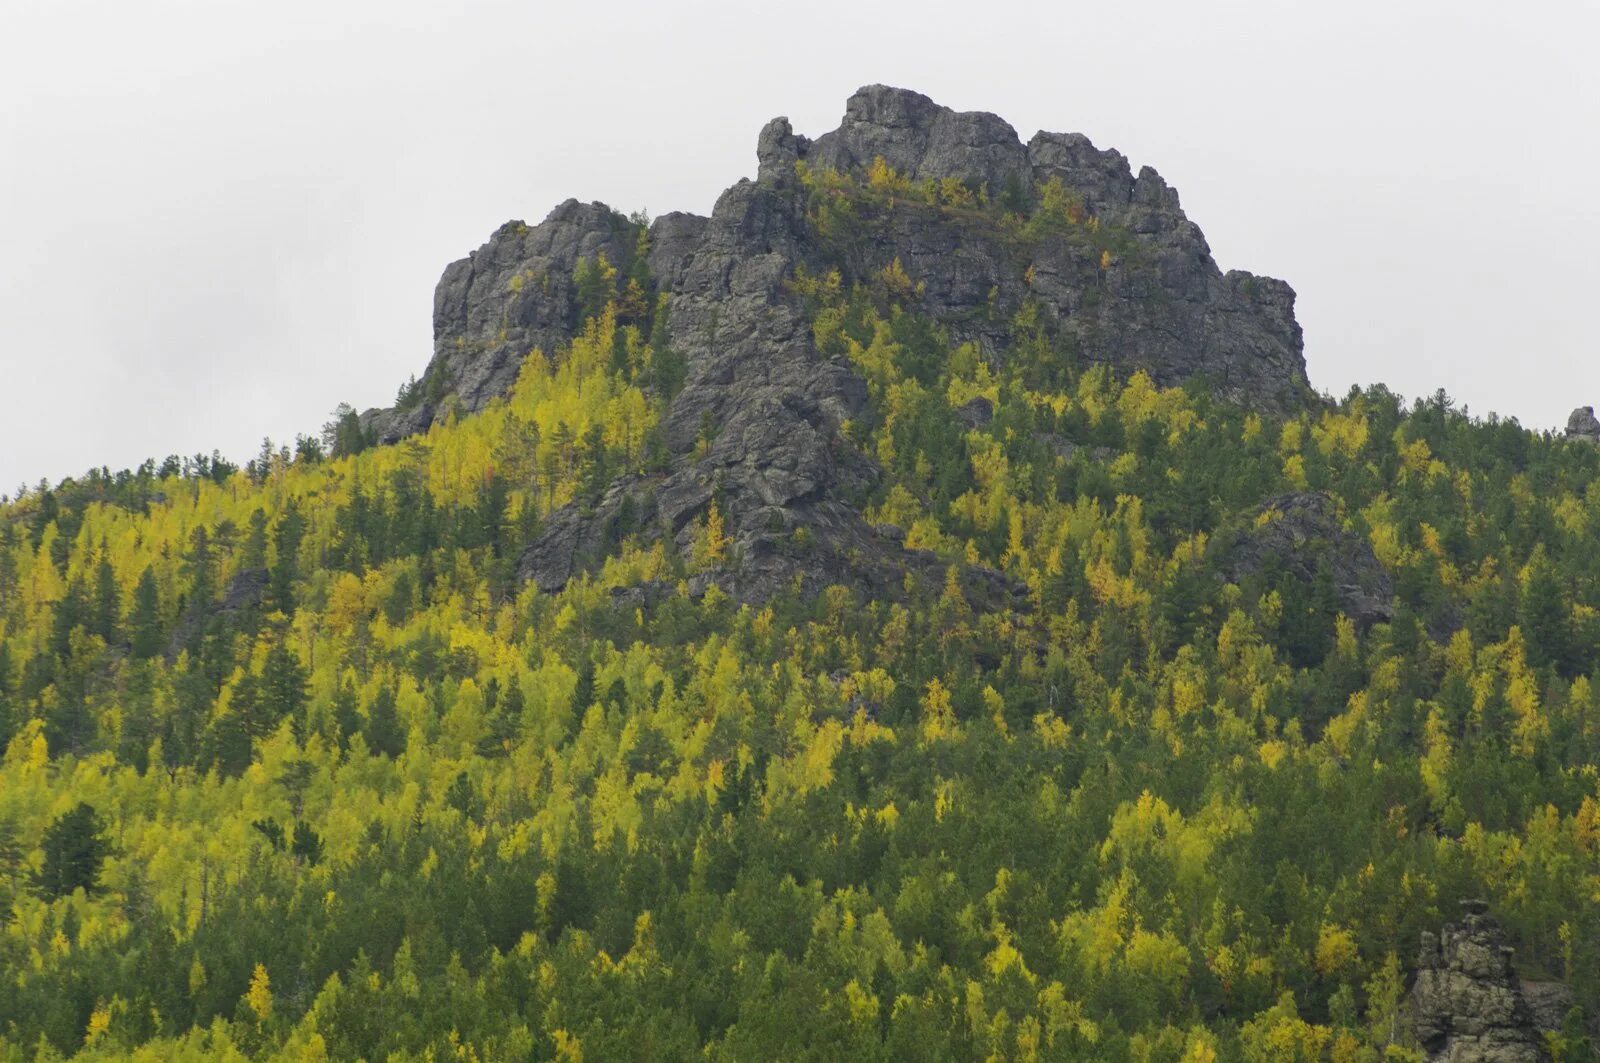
(0, 89), (1597, 1060)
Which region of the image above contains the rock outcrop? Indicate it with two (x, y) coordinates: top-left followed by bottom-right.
(363, 202), (643, 444)
(1413, 901), (1550, 1062)
(786, 88), (1306, 408)
(1212, 492), (1394, 628)
(369, 86), (1311, 602)
(1564, 406), (1600, 444)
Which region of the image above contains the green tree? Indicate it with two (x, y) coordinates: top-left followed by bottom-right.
(269, 499), (306, 615)
(365, 684), (405, 758)
(91, 548), (120, 643)
(33, 803), (110, 900)
(129, 565), (165, 659)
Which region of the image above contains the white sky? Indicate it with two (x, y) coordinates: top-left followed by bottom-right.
(2, 0), (1596, 491)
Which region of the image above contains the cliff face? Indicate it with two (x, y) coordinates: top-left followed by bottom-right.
(366, 86), (1310, 601)
(1412, 902), (1551, 1062)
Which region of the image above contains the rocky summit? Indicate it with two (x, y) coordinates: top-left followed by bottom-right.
(363, 85), (1309, 603)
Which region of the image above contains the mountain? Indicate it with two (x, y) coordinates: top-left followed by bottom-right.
(0, 88), (1597, 1061)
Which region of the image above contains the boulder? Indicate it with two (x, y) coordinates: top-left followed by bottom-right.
(1564, 406), (1600, 443)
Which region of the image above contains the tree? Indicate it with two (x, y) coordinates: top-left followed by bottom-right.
(0, 644), (14, 748)
(245, 963), (273, 1022)
(33, 803), (110, 899)
(323, 403), (369, 458)
(269, 499), (306, 615)
(331, 678), (362, 749)
(364, 684), (405, 758)
(0, 817), (23, 909)
(129, 565), (164, 659)
(290, 822), (323, 866)
(293, 433), (325, 465)
(49, 575), (88, 659)
(260, 642), (308, 733)
(91, 549), (120, 643)
(579, 424), (610, 506)
(1519, 546), (1570, 674)
(184, 525), (217, 615)
(240, 509), (269, 570)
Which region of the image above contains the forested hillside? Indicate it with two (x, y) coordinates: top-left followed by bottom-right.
(2, 90), (1598, 1061)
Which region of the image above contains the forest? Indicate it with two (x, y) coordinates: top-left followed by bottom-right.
(0, 160), (1598, 1061)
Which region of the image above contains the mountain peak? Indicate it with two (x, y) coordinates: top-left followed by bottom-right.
(363, 88), (1309, 603)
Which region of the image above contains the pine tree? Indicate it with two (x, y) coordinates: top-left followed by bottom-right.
(240, 509), (269, 571)
(0, 645), (13, 748)
(184, 525), (216, 611)
(91, 549), (119, 644)
(331, 678), (362, 749)
(129, 565), (164, 659)
(0, 817), (22, 908)
(475, 472), (509, 555)
(33, 803), (109, 899)
(364, 684), (405, 758)
(49, 576), (88, 659)
(268, 500), (305, 616)
(579, 424), (610, 506)
(260, 642), (308, 733)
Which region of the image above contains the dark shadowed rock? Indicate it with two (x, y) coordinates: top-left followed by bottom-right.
(1518, 981), (1577, 1039)
(1213, 492), (1393, 628)
(1413, 901), (1551, 1062)
(954, 396), (994, 430)
(168, 567), (267, 655)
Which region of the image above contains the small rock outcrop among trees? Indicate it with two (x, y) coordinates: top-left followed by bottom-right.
(1413, 901), (1550, 1062)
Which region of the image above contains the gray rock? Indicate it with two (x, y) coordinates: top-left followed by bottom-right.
(1213, 492), (1393, 628)
(168, 567), (267, 655)
(1038, 434), (1115, 463)
(1026, 131), (1135, 216)
(954, 396), (994, 430)
(1413, 902), (1551, 1062)
(807, 85), (1030, 194)
(786, 87), (1308, 412)
(1518, 981), (1576, 1037)
(365, 201), (641, 443)
(1564, 406), (1600, 443)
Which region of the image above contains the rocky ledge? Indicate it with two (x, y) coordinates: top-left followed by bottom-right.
(364, 86), (1311, 603)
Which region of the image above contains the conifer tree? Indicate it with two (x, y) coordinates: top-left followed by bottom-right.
(33, 803), (109, 899)
(129, 565), (164, 659)
(91, 548), (119, 644)
(364, 684), (405, 758)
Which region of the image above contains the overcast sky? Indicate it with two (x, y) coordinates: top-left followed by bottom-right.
(2, 0), (1596, 492)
